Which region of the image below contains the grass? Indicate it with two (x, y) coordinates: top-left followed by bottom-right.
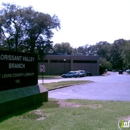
(1, 99), (130, 130)
(38, 75), (61, 79)
(41, 80), (91, 90)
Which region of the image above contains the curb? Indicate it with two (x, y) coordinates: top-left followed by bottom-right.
(47, 81), (93, 91)
(48, 84), (76, 91)
(102, 72), (110, 76)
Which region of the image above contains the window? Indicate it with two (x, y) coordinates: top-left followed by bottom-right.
(39, 60), (48, 62)
(50, 60), (70, 63)
(43, 60), (48, 63)
(73, 60), (97, 63)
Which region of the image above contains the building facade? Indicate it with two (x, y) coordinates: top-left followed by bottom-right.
(38, 55), (99, 75)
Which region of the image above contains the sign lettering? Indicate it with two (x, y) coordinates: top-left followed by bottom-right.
(0, 50), (38, 91)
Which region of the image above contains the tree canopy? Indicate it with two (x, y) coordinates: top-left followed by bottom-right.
(0, 3), (60, 59)
(53, 42), (72, 55)
(0, 3), (129, 70)
(121, 41), (130, 69)
(51, 38), (130, 70)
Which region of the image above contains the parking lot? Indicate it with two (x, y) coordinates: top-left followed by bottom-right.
(39, 72), (130, 101)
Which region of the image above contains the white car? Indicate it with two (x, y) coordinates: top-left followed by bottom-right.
(126, 69), (130, 74)
(61, 71), (79, 78)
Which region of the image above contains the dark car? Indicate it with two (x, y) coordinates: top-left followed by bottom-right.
(86, 71), (92, 76)
(118, 70), (123, 74)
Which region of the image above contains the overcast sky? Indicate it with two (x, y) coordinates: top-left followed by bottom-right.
(1, 0), (130, 47)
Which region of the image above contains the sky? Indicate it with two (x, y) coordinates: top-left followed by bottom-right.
(0, 0), (130, 47)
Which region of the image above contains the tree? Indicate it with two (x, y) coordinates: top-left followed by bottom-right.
(87, 45), (97, 55)
(121, 41), (130, 69)
(95, 39), (127, 70)
(109, 39), (127, 69)
(72, 47), (78, 55)
(99, 58), (112, 75)
(76, 45), (89, 55)
(53, 42), (72, 55)
(0, 3), (60, 59)
(72, 44), (96, 55)
(0, 3), (23, 51)
(72, 46), (86, 55)
(100, 58), (112, 70)
(96, 41), (111, 60)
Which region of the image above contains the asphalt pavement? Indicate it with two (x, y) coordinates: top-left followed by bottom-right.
(38, 72), (130, 101)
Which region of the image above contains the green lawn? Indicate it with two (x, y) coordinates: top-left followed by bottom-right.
(38, 75), (61, 79)
(0, 99), (130, 130)
(42, 80), (92, 90)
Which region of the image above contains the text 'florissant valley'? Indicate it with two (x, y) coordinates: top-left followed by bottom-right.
(0, 54), (35, 62)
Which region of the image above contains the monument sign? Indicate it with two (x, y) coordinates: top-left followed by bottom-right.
(0, 50), (38, 91)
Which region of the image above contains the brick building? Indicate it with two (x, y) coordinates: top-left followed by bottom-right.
(38, 54), (99, 75)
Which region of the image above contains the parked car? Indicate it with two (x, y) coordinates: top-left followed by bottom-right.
(126, 69), (130, 74)
(77, 70), (86, 77)
(75, 70), (92, 77)
(118, 70), (123, 74)
(86, 71), (92, 76)
(61, 71), (79, 78)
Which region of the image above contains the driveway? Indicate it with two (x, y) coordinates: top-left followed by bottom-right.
(44, 72), (130, 101)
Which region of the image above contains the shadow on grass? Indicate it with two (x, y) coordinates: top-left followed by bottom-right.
(0, 103), (42, 122)
(0, 99), (59, 122)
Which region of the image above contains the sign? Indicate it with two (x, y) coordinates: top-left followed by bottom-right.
(40, 65), (45, 72)
(0, 50), (38, 91)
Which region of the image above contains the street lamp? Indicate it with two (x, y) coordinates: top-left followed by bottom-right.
(63, 59), (66, 73)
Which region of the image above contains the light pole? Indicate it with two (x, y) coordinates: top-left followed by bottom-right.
(99, 63), (102, 75)
(63, 59), (66, 73)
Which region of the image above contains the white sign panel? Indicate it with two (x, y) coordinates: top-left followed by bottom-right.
(40, 65), (45, 72)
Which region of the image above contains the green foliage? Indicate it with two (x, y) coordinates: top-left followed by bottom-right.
(74, 45), (89, 55)
(72, 39), (128, 70)
(0, 3), (60, 59)
(53, 42), (72, 54)
(109, 39), (126, 69)
(121, 41), (130, 68)
(72, 44), (94, 55)
(96, 41), (111, 60)
(38, 75), (61, 79)
(100, 58), (112, 69)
